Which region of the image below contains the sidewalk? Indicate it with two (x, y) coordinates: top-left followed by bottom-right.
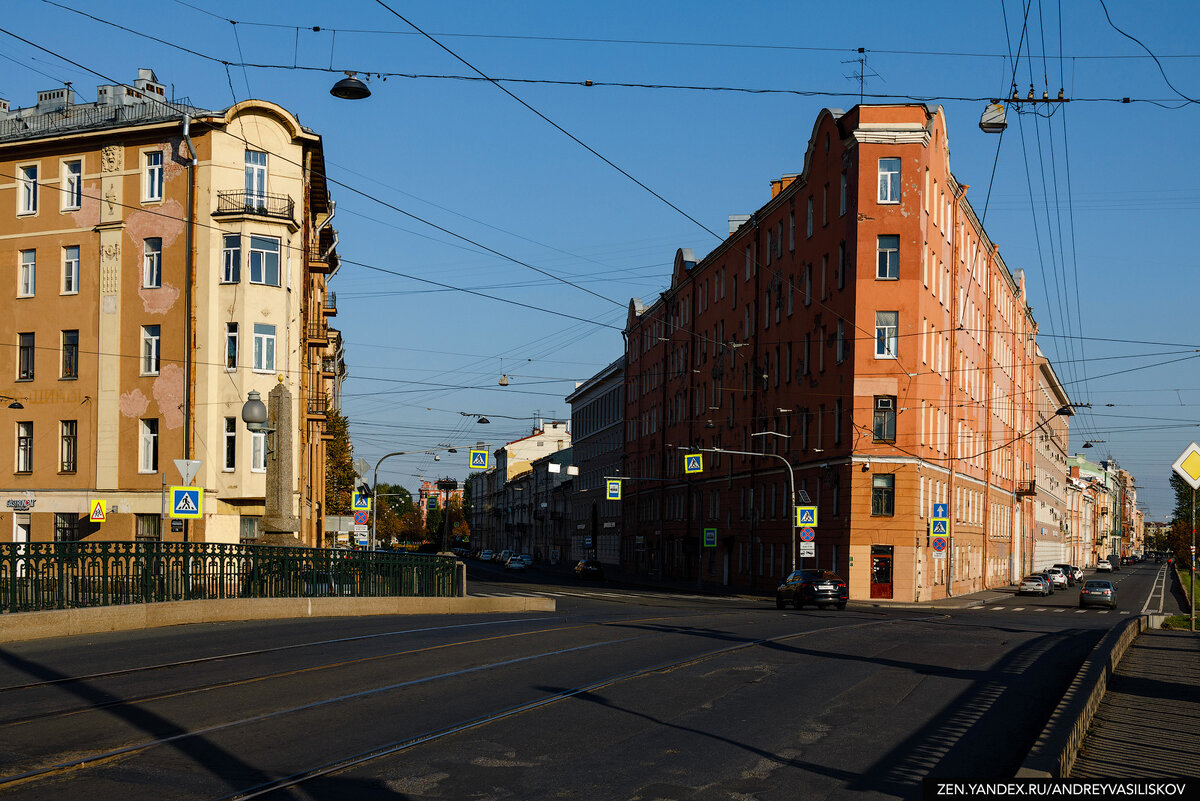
(1069, 628), (1200, 778)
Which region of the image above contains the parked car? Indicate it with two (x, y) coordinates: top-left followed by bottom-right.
(518, 554), (535, 567)
(1070, 566), (1084, 583)
(1044, 567), (1069, 590)
(574, 559), (605, 580)
(775, 569), (848, 610)
(1035, 571), (1058, 591)
(1096, 559), (1112, 572)
(478, 549), (494, 562)
(496, 549), (513, 564)
(1052, 564), (1078, 586)
(503, 556), (526, 572)
(1079, 579), (1117, 609)
(1019, 575), (1051, 597)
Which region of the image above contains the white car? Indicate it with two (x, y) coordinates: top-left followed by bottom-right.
(1096, 559), (1112, 572)
(478, 549), (494, 562)
(1044, 567), (1068, 589)
(519, 554), (535, 567)
(1020, 575), (1051, 597)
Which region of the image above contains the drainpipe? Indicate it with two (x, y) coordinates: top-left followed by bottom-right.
(182, 116), (197, 542)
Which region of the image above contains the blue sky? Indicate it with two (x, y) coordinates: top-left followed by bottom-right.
(3, 0), (1198, 518)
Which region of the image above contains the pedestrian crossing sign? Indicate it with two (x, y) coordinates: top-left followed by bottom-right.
(796, 506), (818, 527)
(684, 453), (703, 474)
(930, 518), (949, 536)
(352, 491), (371, 512)
(89, 500), (106, 522)
(606, 480), (622, 501)
(169, 486), (203, 519)
(469, 449), (490, 470)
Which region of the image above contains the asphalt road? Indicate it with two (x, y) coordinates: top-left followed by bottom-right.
(0, 561), (1165, 800)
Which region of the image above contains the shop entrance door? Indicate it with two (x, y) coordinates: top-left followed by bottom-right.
(870, 545), (894, 599)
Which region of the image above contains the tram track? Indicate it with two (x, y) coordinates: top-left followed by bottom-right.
(0, 611), (936, 796)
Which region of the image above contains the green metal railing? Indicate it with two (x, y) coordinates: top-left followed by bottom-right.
(0, 542), (461, 613)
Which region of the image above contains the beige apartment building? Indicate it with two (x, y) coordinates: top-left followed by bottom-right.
(0, 69), (339, 546)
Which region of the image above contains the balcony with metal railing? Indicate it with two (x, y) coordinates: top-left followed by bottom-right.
(306, 317), (329, 347)
(214, 191), (295, 222)
(306, 392), (328, 419)
(322, 292), (337, 316)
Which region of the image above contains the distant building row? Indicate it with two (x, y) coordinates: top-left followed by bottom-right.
(469, 103), (1142, 601)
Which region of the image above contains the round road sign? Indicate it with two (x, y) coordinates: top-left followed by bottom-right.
(800, 527), (816, 542)
(932, 536), (948, 552)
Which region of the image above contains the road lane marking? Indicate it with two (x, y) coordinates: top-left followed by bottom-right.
(1120, 611), (1131, 614)
(1074, 609), (1087, 613)
(1054, 608), (1067, 613)
(1098, 611), (1110, 614)
(1012, 607), (1025, 611)
(1034, 608), (1048, 612)
(991, 606), (1005, 610)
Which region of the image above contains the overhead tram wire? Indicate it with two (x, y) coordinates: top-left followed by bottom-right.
(0, 26), (631, 319)
(370, 0), (723, 243)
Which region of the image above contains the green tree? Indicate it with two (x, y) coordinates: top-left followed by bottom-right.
(1169, 472), (1197, 569)
(324, 407), (356, 515)
(425, 506), (444, 541)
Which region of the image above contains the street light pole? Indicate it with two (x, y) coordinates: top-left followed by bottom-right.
(694, 437), (800, 573)
(368, 448), (456, 550)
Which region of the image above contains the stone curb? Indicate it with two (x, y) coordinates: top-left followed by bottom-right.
(0, 595), (557, 644)
(1016, 615), (1148, 778)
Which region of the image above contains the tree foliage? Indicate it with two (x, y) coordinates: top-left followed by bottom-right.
(1168, 472), (1197, 569)
(324, 407), (356, 515)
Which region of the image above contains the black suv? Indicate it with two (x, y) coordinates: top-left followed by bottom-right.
(776, 569), (848, 610)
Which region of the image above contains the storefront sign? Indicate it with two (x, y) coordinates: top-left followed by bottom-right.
(5, 499), (35, 511)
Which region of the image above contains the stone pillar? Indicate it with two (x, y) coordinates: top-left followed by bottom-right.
(260, 381), (302, 546)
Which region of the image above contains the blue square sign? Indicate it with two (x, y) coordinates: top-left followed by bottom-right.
(933, 503), (948, 519)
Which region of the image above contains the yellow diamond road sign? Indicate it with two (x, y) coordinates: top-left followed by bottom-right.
(1173, 442), (1200, 490)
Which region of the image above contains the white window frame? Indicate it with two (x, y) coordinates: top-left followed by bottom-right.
(877, 235), (900, 280)
(143, 151), (163, 202)
(222, 234), (240, 283)
(18, 164), (38, 215)
(875, 311), (899, 359)
(878, 157), (901, 204)
(141, 325), (161, 375)
(225, 322), (239, 371)
(252, 323), (276, 372)
(251, 430), (266, 472)
(18, 250), (35, 297)
(140, 418), (158, 473)
(143, 238), (162, 288)
(60, 419), (77, 473)
(248, 235), (280, 286)
(62, 160), (82, 211)
(245, 150), (268, 205)
(16, 421), (32, 472)
(62, 246), (79, 294)
(224, 417), (237, 471)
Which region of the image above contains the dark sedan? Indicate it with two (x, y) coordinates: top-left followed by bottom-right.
(1079, 579), (1117, 609)
(776, 569), (848, 610)
(573, 559), (604, 580)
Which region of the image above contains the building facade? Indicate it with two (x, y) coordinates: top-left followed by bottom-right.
(0, 70), (339, 546)
(565, 358), (623, 566)
(622, 104), (1051, 602)
(1032, 347), (1071, 571)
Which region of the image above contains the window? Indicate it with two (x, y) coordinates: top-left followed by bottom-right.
(806, 197), (814, 237)
(144, 151), (163, 202)
(252, 323), (276, 371)
(840, 171), (847, 215)
(245, 150), (268, 205)
(17, 333), (34, 380)
(877, 235), (899, 279)
(875, 311), (898, 358)
(225, 322), (239, 370)
(878, 157), (900, 203)
(135, 514), (161, 542)
(804, 264), (812, 306)
(61, 330), (78, 379)
(873, 396), (896, 442)
(19, 250), (35, 297)
(836, 320), (845, 364)
(142, 325), (160, 375)
(143, 238), (162, 288)
(871, 474), (895, 516)
(60, 420), (77, 472)
(834, 399), (842, 444)
(18, 165), (37, 214)
(16, 422), (32, 472)
(837, 242), (846, 290)
(224, 417), (237, 470)
(140, 418), (158, 472)
(251, 430), (266, 472)
(55, 512), (79, 542)
(62, 246), (79, 294)
(788, 210), (795, 251)
(222, 234), (241, 283)
(63, 160), (82, 210)
(249, 236), (280, 286)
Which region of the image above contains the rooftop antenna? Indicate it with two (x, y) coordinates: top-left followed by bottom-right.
(842, 48), (884, 105)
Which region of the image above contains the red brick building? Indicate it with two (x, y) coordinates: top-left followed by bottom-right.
(622, 104), (1047, 602)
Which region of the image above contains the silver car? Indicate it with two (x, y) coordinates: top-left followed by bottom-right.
(1020, 575), (1051, 596)
(1079, 579), (1117, 609)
